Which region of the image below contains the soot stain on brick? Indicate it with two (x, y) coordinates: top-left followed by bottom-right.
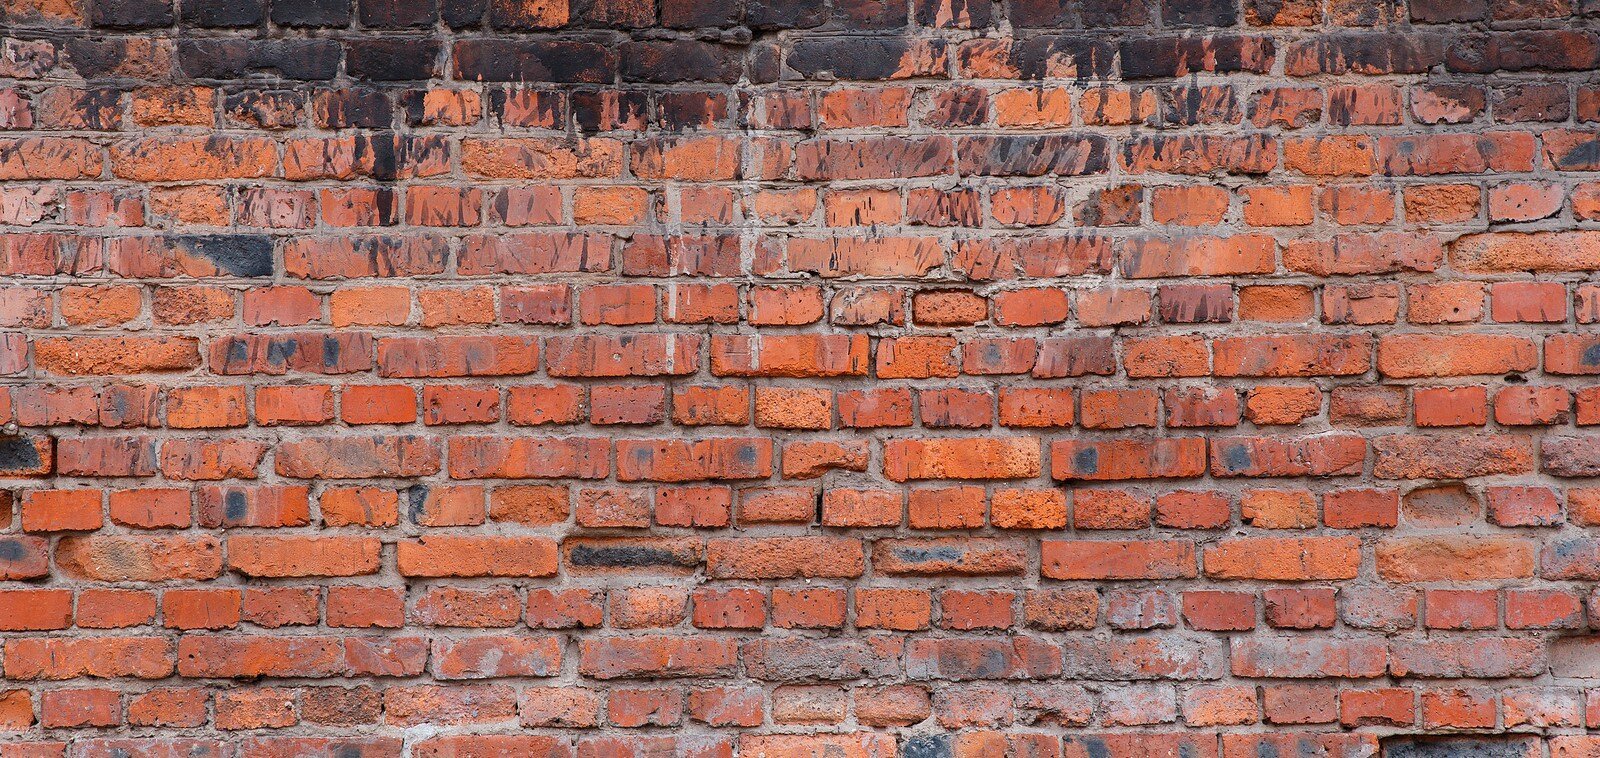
(1223, 443), (1253, 473)
(1553, 137), (1600, 170)
(1073, 446), (1099, 474)
(1580, 341), (1600, 367)
(894, 546), (962, 563)
(323, 336), (344, 368)
(902, 734), (953, 758)
(405, 485), (429, 522)
(0, 437), (40, 471)
(267, 337), (301, 367)
(177, 235), (274, 277)
(224, 490), (249, 522)
(0, 538), (27, 562)
(569, 545), (687, 568)
(1381, 736), (1535, 758)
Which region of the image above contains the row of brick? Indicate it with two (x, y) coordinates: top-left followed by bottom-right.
(3, 430), (1599, 480)
(8, 381), (1600, 432)
(8, 280), (1600, 332)
(16, 229), (1600, 281)
(7, 530), (1600, 583)
(9, 332), (1600, 383)
(5, 81), (1600, 134)
(6, 29), (1600, 83)
(9, 733), (1600, 758)
(9, 130), (1600, 181)
(8, 477), (1597, 531)
(29, 0), (1591, 30)
(0, 632), (1596, 681)
(5, 681), (1600, 733)
(4, 734), (1600, 758)
(10, 179), (1600, 230)
(0, 583), (1596, 633)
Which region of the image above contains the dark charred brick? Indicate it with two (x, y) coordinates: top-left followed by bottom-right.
(833, 0), (908, 27)
(225, 89), (306, 129)
(441, 0), (489, 26)
(657, 91), (729, 129)
(177, 39), (342, 80)
(1009, 0), (1071, 25)
(1382, 737), (1540, 758)
(788, 37), (945, 80)
(572, 89), (649, 132)
(0, 436), (48, 475)
(270, 0), (352, 26)
(346, 39), (442, 81)
(1493, 83), (1571, 123)
(1447, 31), (1600, 73)
(574, 0), (656, 26)
(311, 88), (392, 129)
(660, 0), (742, 27)
(903, 735), (954, 758)
(1014, 37), (1118, 80)
(1163, 0), (1237, 26)
(1411, 0), (1488, 21)
(453, 39), (615, 83)
(358, 0), (437, 26)
(747, 41), (783, 83)
(1082, 0), (1153, 24)
(1284, 34), (1446, 76)
(747, 0), (826, 28)
(91, 0), (174, 27)
(956, 134), (1110, 176)
(181, 0), (265, 26)
(176, 235), (275, 277)
(1120, 35), (1274, 79)
(621, 41), (744, 84)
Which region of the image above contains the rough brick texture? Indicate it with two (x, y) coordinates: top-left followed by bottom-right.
(2, 0), (1600, 754)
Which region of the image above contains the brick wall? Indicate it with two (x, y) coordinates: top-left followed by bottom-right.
(1, 0), (1600, 754)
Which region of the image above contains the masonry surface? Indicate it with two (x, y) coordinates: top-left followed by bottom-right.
(2, 0), (1600, 754)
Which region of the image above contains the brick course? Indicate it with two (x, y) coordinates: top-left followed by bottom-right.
(1, 0), (1600, 753)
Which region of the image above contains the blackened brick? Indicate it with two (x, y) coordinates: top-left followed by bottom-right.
(312, 88), (393, 128)
(1082, 0), (1153, 25)
(747, 0), (826, 27)
(270, 0), (352, 26)
(442, 0), (489, 25)
(787, 37), (946, 80)
(1009, 0), (1071, 25)
(181, 0), (265, 26)
(621, 41), (743, 84)
(346, 39), (442, 81)
(660, 0), (742, 27)
(1447, 31), (1600, 73)
(358, 0), (437, 26)
(1163, 0), (1237, 26)
(177, 39), (342, 80)
(91, 0), (174, 27)
(1411, 0), (1488, 21)
(1120, 36), (1273, 79)
(454, 39), (615, 83)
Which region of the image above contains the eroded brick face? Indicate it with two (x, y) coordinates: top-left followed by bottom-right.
(1, 0), (1600, 754)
